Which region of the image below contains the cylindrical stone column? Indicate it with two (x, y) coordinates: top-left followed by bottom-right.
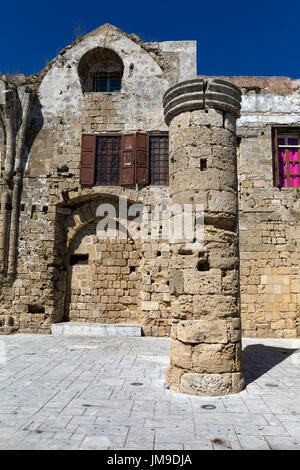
(163, 78), (245, 396)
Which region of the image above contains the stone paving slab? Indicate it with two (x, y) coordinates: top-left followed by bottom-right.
(0, 334), (299, 450)
(51, 322), (142, 337)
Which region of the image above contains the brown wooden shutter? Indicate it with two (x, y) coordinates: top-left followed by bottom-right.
(80, 134), (96, 185)
(120, 134), (135, 184)
(273, 128), (279, 187)
(135, 133), (149, 184)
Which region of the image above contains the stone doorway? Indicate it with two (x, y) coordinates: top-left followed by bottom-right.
(64, 219), (142, 324)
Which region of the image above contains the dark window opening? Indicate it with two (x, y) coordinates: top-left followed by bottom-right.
(28, 304), (45, 314)
(200, 159), (207, 171)
(95, 135), (122, 185)
(91, 71), (122, 92)
(78, 47), (124, 93)
(197, 260), (210, 271)
(70, 254), (89, 266)
(149, 135), (169, 185)
(30, 205), (36, 219)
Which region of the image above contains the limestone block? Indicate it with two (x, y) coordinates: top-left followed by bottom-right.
(207, 190), (237, 215)
(231, 372), (245, 393)
(141, 301), (160, 311)
(170, 339), (192, 369)
(190, 108), (223, 127)
(170, 112), (191, 129)
(209, 251), (239, 270)
(166, 364), (184, 389)
(171, 168), (220, 192)
(183, 269), (222, 295)
(180, 372), (233, 396)
(170, 126), (212, 149)
(168, 147), (188, 174)
(192, 343), (236, 374)
(221, 269), (239, 295)
(170, 254), (200, 271)
(176, 319), (228, 344)
(211, 145), (236, 170)
(227, 318), (242, 342)
(169, 189), (207, 208)
(218, 168), (238, 191)
(193, 294), (238, 318)
(171, 299), (193, 320)
(210, 128), (236, 147)
(224, 112), (236, 133)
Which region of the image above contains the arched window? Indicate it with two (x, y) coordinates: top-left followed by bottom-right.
(78, 47), (124, 93)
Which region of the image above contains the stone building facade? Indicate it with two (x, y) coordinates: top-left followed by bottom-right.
(0, 23), (299, 340)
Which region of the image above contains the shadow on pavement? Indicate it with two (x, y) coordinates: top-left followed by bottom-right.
(242, 343), (298, 385)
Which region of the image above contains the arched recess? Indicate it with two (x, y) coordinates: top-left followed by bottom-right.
(78, 47), (124, 92)
(53, 195), (143, 325)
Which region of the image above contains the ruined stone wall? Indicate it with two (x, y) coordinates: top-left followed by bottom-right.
(139, 240), (171, 337)
(0, 24), (193, 335)
(238, 126), (299, 338)
(0, 25), (299, 340)
(198, 76), (300, 338)
(66, 220), (141, 324)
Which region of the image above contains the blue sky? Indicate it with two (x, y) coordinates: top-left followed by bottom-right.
(1, 0), (299, 77)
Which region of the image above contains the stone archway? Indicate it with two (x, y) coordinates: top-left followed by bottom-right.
(64, 218), (142, 324)
(54, 194), (143, 325)
(52, 192), (172, 335)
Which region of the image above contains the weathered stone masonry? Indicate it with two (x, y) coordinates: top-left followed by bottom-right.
(0, 24), (196, 335)
(163, 79), (245, 395)
(227, 76), (300, 338)
(0, 24), (299, 341)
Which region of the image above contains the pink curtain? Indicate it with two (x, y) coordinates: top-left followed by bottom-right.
(277, 137), (300, 187)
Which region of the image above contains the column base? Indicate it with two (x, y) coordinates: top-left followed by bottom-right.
(166, 365), (245, 396)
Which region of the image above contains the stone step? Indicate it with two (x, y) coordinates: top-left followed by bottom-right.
(51, 322), (142, 337)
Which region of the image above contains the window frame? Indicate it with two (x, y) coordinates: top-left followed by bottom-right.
(80, 132), (169, 187)
(95, 134), (122, 186)
(272, 127), (300, 188)
(148, 132), (169, 186)
(90, 71), (122, 93)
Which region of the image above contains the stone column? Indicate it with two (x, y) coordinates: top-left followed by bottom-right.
(163, 78), (245, 396)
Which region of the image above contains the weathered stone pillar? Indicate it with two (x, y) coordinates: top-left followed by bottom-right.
(163, 78), (245, 396)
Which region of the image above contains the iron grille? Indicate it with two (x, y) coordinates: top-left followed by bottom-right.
(149, 135), (169, 185)
(95, 136), (122, 185)
(91, 72), (121, 92)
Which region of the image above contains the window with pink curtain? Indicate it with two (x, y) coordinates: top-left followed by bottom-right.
(277, 136), (300, 187)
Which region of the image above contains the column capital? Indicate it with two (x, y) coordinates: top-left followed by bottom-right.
(163, 78), (241, 126)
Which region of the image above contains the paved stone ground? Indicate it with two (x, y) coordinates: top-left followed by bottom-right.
(0, 334), (299, 450)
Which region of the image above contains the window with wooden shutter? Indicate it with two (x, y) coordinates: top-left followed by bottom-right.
(95, 135), (121, 185)
(273, 128), (279, 187)
(80, 135), (96, 185)
(80, 132), (169, 186)
(135, 133), (149, 184)
(149, 134), (169, 185)
(120, 134), (135, 184)
(273, 128), (300, 188)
